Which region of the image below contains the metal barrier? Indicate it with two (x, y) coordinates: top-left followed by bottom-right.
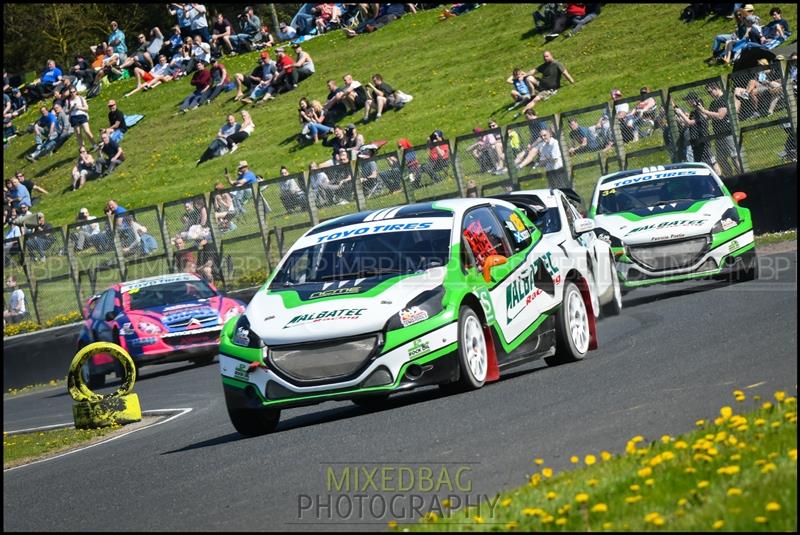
(401, 139), (461, 201)
(6, 61), (797, 328)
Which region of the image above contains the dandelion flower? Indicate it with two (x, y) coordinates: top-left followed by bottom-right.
(660, 435), (672, 444)
(387, 520), (398, 528)
(601, 451), (612, 461)
(570, 455), (579, 464)
(501, 498), (512, 507)
(755, 516), (768, 524)
(591, 503), (608, 513)
(727, 487), (743, 496)
(645, 478), (655, 486)
(720, 406), (733, 419)
(761, 463), (776, 474)
(774, 391), (786, 402)
(762, 402), (773, 410)
(505, 521), (519, 529)
(575, 493), (589, 504)
(698, 480), (710, 489)
(625, 495), (642, 504)
(542, 467), (553, 478)
(713, 520), (725, 529)
(675, 440), (689, 449)
(637, 467), (653, 478)
(789, 449), (797, 461)
(472, 515), (484, 524)
(546, 491), (557, 500)
(765, 502), (781, 512)
(696, 419), (706, 427)
(534, 457), (544, 465)
(555, 518), (567, 526)
(585, 454), (596, 466)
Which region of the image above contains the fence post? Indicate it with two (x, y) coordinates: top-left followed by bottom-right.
(305, 171), (320, 227)
(352, 161), (366, 211)
(722, 76), (748, 173)
(65, 230), (83, 318)
(451, 140), (467, 198)
(157, 202), (174, 274)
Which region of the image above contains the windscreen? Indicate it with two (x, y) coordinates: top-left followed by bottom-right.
(597, 174), (723, 215)
(270, 229), (451, 288)
(127, 280), (216, 310)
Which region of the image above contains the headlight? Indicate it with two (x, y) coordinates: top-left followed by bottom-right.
(137, 321), (162, 335)
(232, 314), (265, 348)
(386, 286), (445, 331)
(594, 228), (622, 248)
(711, 208), (740, 234)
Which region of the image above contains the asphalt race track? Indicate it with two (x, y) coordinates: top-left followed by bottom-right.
(4, 250), (797, 531)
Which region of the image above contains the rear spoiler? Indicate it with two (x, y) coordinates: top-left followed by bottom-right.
(489, 193), (548, 222)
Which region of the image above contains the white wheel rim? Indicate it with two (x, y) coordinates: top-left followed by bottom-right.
(567, 288), (590, 354)
(463, 315), (487, 382)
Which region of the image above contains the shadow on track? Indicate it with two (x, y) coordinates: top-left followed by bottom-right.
(621, 280), (729, 309)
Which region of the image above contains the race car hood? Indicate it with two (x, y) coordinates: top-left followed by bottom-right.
(129, 299), (224, 332)
(594, 198), (733, 245)
(245, 267), (448, 345)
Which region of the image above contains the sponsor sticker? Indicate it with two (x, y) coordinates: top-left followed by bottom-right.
(313, 221), (436, 244)
(234, 326), (250, 346)
(121, 274), (197, 292)
(509, 213), (525, 231)
(233, 362), (249, 380)
(283, 308), (367, 329)
(601, 169), (701, 190)
(720, 218), (737, 231)
(407, 338), (431, 359)
(309, 287), (362, 300)
(399, 306), (429, 327)
(625, 219), (706, 235)
(729, 239), (740, 252)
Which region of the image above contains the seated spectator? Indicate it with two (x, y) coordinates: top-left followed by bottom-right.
(96, 129), (126, 176)
(12, 172), (49, 205)
(708, 9), (747, 63)
(91, 45), (123, 89)
(120, 32), (155, 73)
(346, 3), (406, 36)
(566, 3), (602, 37)
(357, 144), (382, 196)
(515, 108), (551, 169)
(278, 166), (309, 213)
(234, 6), (265, 51)
(343, 123), (365, 157)
(226, 110), (254, 152)
(276, 21), (297, 42)
(197, 114), (240, 166)
(524, 51), (575, 112)
(27, 106), (57, 161)
(567, 118), (603, 156)
(70, 54), (95, 90)
(760, 7), (791, 48)
(71, 146), (99, 190)
(733, 59), (784, 118)
(169, 43), (194, 76)
(270, 47), (297, 94)
(118, 214), (158, 257)
(545, 3), (587, 40)
(340, 74), (368, 113)
(322, 79), (348, 123)
(721, 14), (762, 65)
(625, 86), (659, 142)
(72, 207), (105, 252)
(6, 176), (32, 209)
(421, 130), (451, 184)
(292, 44), (316, 85)
(299, 97), (333, 143)
(466, 122), (506, 174)
(4, 275), (29, 324)
(311, 160), (351, 206)
(125, 54), (175, 97)
(314, 4), (342, 34)
(439, 3), (482, 20)
(204, 57), (233, 104)
(363, 74), (410, 122)
(240, 53), (277, 104)
(23, 211), (55, 262)
(507, 68), (535, 110)
(24, 59), (63, 103)
(28, 102), (71, 161)
(212, 182), (237, 233)
(163, 25), (185, 58)
(106, 100), (128, 145)
(227, 160), (259, 187)
(191, 34), (212, 65)
(179, 59), (212, 112)
(211, 12), (237, 56)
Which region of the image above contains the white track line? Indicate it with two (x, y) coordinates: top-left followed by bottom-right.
(4, 408), (193, 473)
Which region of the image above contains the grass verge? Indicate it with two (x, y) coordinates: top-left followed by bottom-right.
(5, 378), (66, 398)
(755, 229), (797, 247)
(3, 425), (120, 469)
(400, 390), (797, 532)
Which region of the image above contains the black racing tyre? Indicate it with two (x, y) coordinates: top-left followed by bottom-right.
(227, 407), (281, 436)
(450, 306), (488, 391)
(732, 251), (759, 283)
(601, 253), (623, 317)
(546, 281), (591, 366)
(191, 353), (216, 366)
(88, 371), (107, 389)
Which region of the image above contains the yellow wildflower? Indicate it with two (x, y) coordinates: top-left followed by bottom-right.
(762, 401), (773, 410)
(591, 503), (608, 513)
(505, 521), (519, 530)
(472, 515), (484, 524)
(675, 440), (689, 449)
(542, 467), (553, 478)
(766, 502), (781, 512)
(625, 495), (642, 505)
(755, 516), (768, 524)
(534, 457), (544, 465)
(575, 493), (589, 504)
(789, 449), (797, 461)
(501, 498), (512, 507)
(601, 451), (612, 461)
(546, 491), (557, 500)
(713, 520), (725, 529)
(637, 467), (653, 478)
(630, 484), (641, 492)
(570, 455), (579, 464)
(774, 391), (786, 402)
(585, 454), (596, 466)
(761, 463), (776, 474)
(555, 518), (567, 526)
(698, 480), (710, 489)
(387, 520), (398, 529)
(587, 478), (599, 487)
(727, 487), (743, 496)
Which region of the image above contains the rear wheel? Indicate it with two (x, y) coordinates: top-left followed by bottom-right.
(447, 306), (488, 392)
(227, 407), (281, 436)
(601, 254), (623, 317)
(546, 281), (590, 366)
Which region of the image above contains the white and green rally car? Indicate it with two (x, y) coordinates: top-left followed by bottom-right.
(219, 196), (621, 435)
(589, 163), (757, 289)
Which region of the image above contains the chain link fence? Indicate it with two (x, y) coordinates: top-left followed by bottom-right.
(6, 61), (796, 327)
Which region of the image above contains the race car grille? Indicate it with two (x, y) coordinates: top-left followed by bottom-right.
(628, 237), (710, 271)
(163, 308), (219, 330)
(161, 325), (222, 347)
(269, 336), (379, 382)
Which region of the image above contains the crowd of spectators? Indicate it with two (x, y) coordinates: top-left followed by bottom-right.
(706, 5), (791, 66)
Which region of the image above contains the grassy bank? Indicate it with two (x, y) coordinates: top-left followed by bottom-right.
(401, 390), (797, 531)
(3, 425), (119, 469)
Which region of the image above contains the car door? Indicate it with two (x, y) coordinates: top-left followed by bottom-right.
(91, 289), (117, 342)
(557, 192), (603, 312)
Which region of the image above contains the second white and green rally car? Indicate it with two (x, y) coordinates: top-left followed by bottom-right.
(219, 196), (621, 435)
(589, 163), (757, 289)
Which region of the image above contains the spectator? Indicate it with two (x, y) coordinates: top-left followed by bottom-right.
(709, 9), (748, 64)
(276, 21), (297, 42)
(71, 146), (99, 190)
(672, 92), (724, 176)
(309, 161), (347, 207)
(421, 130), (451, 184)
(107, 21), (128, 63)
(211, 12), (237, 56)
(278, 166), (308, 213)
(234, 52), (269, 101)
(292, 44), (316, 85)
(164, 25), (185, 57)
(514, 108), (551, 169)
(120, 32), (155, 73)
(106, 100), (128, 145)
(226, 110), (254, 152)
(227, 160), (259, 187)
(545, 3), (587, 41)
(105, 199), (127, 217)
(567, 118), (603, 156)
(721, 14), (762, 65)
(340, 74), (369, 113)
(204, 57), (232, 103)
(733, 59), (784, 119)
(28, 102), (71, 161)
(610, 88), (635, 142)
(8, 176), (32, 209)
(322, 79), (348, 123)
(25, 59), (63, 103)
(537, 129), (566, 183)
(169, 4), (193, 39)
(212, 182), (237, 233)
(196, 114), (239, 166)
(24, 211), (55, 262)
(235, 6), (265, 51)
(466, 121), (506, 174)
(363, 73), (409, 122)
(625, 86), (659, 142)
(529, 50), (575, 106)
(314, 4), (342, 34)
(179, 59), (212, 112)
(240, 53), (277, 104)
(70, 54), (95, 89)
(567, 3), (602, 37)
(13, 172), (49, 202)
(271, 47), (297, 94)
(28, 105), (56, 160)
(301, 98), (333, 143)
(169, 43), (194, 76)
(96, 129), (126, 176)
(343, 123), (365, 157)
(700, 82), (742, 176)
(760, 7), (791, 48)
(91, 44), (123, 89)
(4, 275), (28, 324)
(507, 68), (535, 110)
(124, 54), (175, 97)
(72, 207), (104, 252)
(119, 214), (158, 257)
(184, 3), (211, 43)
(191, 34), (212, 65)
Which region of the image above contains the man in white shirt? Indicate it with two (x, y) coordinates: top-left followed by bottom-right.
(538, 129), (563, 171)
(4, 275), (28, 324)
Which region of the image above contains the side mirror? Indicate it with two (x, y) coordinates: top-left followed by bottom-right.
(105, 311), (116, 322)
(732, 191), (747, 204)
(482, 255), (507, 283)
(573, 218), (595, 235)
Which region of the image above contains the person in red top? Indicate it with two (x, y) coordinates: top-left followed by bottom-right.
(422, 130), (450, 184)
(271, 47), (296, 94)
(179, 60), (212, 112)
(314, 4), (340, 34)
(546, 3), (586, 40)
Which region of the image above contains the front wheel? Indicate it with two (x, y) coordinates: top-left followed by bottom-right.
(732, 251), (759, 283)
(227, 407), (281, 436)
(450, 306), (488, 391)
(546, 281), (590, 366)
(601, 254), (623, 317)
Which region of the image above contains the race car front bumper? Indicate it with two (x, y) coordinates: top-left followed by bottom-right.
(618, 230), (755, 287)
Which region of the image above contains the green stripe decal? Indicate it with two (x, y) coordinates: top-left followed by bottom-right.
(493, 309), (557, 354)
